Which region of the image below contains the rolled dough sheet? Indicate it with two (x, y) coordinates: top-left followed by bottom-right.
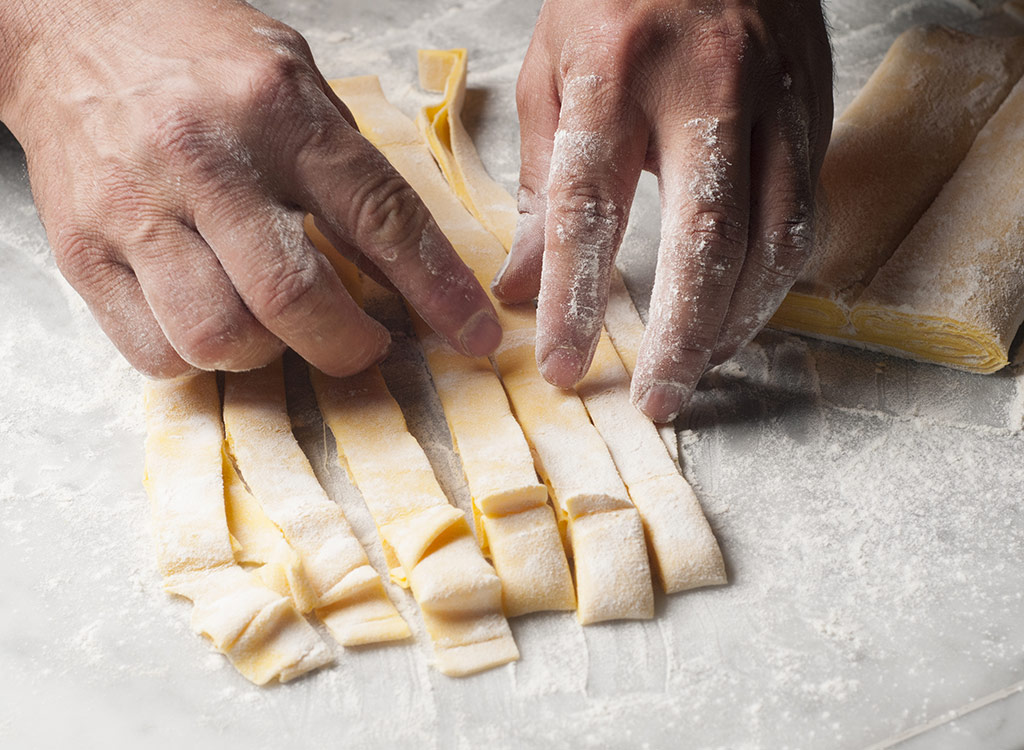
(771, 26), (1024, 346)
(850, 72), (1024, 372)
(417, 48), (723, 594)
(143, 373), (332, 684)
(310, 360), (520, 676)
(333, 73), (655, 624)
(222, 361), (412, 647)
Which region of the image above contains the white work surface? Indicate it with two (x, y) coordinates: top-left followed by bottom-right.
(2, 1), (1024, 748)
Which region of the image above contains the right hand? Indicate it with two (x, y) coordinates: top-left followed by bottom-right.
(0, 0), (501, 378)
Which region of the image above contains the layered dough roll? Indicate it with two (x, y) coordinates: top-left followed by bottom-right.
(773, 26), (1024, 339)
(222, 361), (412, 648)
(333, 74), (656, 624)
(143, 373), (332, 685)
(850, 73), (1024, 372)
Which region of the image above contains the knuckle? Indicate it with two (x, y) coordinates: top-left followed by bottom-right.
(241, 47), (313, 114)
(53, 226), (109, 284)
(351, 173), (428, 260)
(688, 207), (748, 261)
(755, 217), (814, 279)
(550, 186), (626, 250)
(252, 262), (324, 321)
(144, 101), (209, 164)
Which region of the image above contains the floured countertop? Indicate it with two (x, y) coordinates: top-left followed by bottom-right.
(2, 1), (1024, 748)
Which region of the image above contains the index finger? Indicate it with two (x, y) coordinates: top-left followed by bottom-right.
(290, 107), (502, 359)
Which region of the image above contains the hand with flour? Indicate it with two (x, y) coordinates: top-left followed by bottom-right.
(494, 0), (833, 421)
(0, 0), (501, 378)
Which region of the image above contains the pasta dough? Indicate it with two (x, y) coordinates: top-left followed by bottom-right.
(305, 216), (574, 618)
(417, 49), (724, 594)
(143, 373), (332, 685)
(850, 72), (1024, 370)
(333, 74), (655, 624)
(222, 361), (412, 647)
(310, 359), (520, 676)
(770, 26), (1024, 372)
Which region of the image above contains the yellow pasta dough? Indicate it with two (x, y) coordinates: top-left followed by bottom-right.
(331, 74), (656, 624)
(222, 361), (412, 647)
(310, 360), (520, 676)
(143, 373), (332, 685)
(770, 26), (1024, 372)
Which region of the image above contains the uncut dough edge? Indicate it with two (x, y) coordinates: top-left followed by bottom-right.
(415, 48), (726, 593)
(143, 373), (333, 685)
(332, 73), (655, 624)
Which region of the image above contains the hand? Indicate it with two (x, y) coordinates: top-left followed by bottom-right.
(494, 0), (832, 421)
(0, 0), (501, 378)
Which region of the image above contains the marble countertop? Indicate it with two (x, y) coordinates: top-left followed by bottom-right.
(2, 1), (1023, 748)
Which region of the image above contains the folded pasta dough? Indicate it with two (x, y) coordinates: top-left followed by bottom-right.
(310, 363), (520, 675)
(772, 26), (1024, 339)
(333, 74), (654, 624)
(222, 361), (411, 647)
(223, 450), (318, 613)
(143, 373), (332, 684)
(850, 73), (1024, 372)
(416, 49), (723, 593)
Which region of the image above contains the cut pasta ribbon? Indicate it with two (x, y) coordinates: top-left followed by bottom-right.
(143, 373), (332, 685)
(223, 361), (412, 647)
(415, 49), (726, 595)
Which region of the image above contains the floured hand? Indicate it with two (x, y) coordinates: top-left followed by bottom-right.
(493, 0), (832, 421)
(0, 0), (501, 378)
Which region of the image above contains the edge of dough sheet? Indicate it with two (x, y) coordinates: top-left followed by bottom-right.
(331, 72), (656, 624)
(849, 69), (1024, 374)
(415, 49), (726, 595)
(769, 25), (1024, 372)
(143, 373), (333, 685)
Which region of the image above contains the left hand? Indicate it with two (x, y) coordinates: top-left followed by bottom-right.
(493, 0), (833, 421)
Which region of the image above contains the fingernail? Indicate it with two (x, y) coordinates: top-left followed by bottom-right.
(539, 345), (585, 388)
(634, 382), (686, 422)
(491, 252), (513, 292)
(459, 310), (503, 357)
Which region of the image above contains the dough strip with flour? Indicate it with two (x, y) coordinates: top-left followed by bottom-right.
(143, 373), (332, 684)
(223, 361), (412, 647)
(310, 357), (520, 676)
(334, 74), (655, 624)
(416, 50), (725, 593)
(305, 220), (575, 619)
